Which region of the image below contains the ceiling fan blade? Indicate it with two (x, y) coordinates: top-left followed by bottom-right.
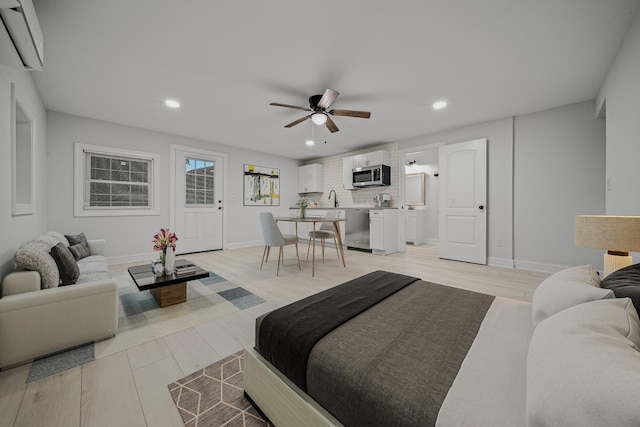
(325, 116), (339, 133)
(284, 115), (310, 128)
(329, 109), (371, 119)
(317, 89), (340, 109)
(270, 102), (311, 112)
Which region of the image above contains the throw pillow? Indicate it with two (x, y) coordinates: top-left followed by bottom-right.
(601, 263), (640, 314)
(13, 241), (60, 289)
(50, 243), (80, 285)
(65, 232), (88, 246)
(69, 241), (91, 260)
(46, 231), (70, 247)
(531, 264), (612, 328)
(527, 298), (640, 427)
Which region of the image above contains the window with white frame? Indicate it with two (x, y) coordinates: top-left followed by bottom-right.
(74, 143), (160, 217)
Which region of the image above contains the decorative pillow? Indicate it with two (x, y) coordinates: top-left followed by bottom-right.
(69, 241), (91, 260)
(527, 298), (640, 427)
(531, 264), (612, 328)
(46, 231), (70, 247)
(13, 241), (60, 289)
(35, 234), (62, 250)
(65, 232), (88, 247)
(50, 243), (80, 285)
(601, 263), (640, 314)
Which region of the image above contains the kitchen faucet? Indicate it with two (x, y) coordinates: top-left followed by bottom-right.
(328, 190), (338, 208)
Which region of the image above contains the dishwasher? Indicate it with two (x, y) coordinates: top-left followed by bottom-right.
(345, 208), (371, 252)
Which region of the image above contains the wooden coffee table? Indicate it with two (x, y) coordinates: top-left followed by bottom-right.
(128, 259), (209, 308)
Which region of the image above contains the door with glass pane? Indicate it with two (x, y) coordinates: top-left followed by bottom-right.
(173, 148), (224, 253)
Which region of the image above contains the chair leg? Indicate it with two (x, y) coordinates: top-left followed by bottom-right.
(260, 246), (269, 270)
(333, 237), (340, 259)
(277, 247), (283, 276)
(265, 246), (271, 263)
(321, 238), (326, 263)
(295, 243), (301, 270)
(306, 237), (312, 260)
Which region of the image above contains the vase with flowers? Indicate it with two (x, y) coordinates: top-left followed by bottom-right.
(296, 197), (311, 219)
(152, 228), (178, 274)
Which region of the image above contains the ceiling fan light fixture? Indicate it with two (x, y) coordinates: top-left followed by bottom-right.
(311, 112), (328, 125)
(305, 139), (315, 147)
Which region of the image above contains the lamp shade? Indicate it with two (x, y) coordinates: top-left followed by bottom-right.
(575, 215), (640, 252)
(311, 113), (327, 125)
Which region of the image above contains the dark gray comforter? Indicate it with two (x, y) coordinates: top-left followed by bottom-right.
(256, 271), (495, 427)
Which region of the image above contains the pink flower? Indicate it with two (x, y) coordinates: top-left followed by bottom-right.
(152, 228), (179, 251)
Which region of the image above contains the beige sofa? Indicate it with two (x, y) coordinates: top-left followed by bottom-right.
(0, 234), (118, 369)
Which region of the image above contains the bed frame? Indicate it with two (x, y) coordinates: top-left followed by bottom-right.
(243, 347), (342, 427)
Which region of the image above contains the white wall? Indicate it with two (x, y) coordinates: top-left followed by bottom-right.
(46, 112), (300, 262)
(513, 101), (605, 271)
(598, 7), (640, 215)
(0, 65), (47, 281)
(399, 117), (515, 267)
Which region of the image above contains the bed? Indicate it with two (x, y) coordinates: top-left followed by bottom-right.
(244, 266), (640, 427)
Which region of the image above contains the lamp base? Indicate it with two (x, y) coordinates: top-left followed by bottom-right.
(604, 252), (632, 278)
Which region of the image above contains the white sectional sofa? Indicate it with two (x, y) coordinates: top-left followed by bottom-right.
(0, 232), (118, 369)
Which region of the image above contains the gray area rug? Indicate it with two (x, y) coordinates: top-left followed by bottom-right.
(26, 271), (265, 383)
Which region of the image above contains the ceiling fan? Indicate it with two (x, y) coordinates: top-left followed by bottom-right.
(269, 89), (371, 133)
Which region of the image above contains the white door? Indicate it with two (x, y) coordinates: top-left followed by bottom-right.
(438, 139), (487, 264)
(172, 148), (224, 254)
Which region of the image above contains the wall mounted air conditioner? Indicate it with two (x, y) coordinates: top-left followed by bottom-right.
(0, 0), (43, 70)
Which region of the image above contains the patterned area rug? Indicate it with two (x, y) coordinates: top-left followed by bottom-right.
(169, 351), (273, 427)
(26, 271), (265, 383)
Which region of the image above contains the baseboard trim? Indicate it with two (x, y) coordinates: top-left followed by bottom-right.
(487, 257), (514, 268)
(513, 259), (573, 274)
(227, 240), (263, 250)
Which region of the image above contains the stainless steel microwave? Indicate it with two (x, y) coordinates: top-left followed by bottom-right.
(352, 165), (391, 187)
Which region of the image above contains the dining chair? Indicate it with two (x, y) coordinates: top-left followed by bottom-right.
(259, 212), (301, 275)
(307, 211), (340, 263)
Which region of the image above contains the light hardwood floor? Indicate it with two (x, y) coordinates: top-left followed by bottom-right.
(0, 244), (547, 426)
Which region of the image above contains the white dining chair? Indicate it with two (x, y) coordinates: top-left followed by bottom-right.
(259, 212), (301, 275)
(307, 211), (340, 263)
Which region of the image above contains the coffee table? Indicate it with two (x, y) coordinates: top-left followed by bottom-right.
(128, 259), (209, 308)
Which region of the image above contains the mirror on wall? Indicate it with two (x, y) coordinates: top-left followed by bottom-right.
(405, 172), (425, 206)
(11, 82), (34, 216)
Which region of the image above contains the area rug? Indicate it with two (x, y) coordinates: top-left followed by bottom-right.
(169, 351), (273, 427)
(26, 271), (266, 383)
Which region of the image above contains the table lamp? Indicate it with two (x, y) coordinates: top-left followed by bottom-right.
(575, 215), (640, 277)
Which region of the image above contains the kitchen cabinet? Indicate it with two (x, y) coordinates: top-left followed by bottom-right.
(370, 209), (398, 255)
(405, 209), (426, 244)
(353, 150), (391, 168)
(297, 163), (324, 193)
(343, 156), (354, 190)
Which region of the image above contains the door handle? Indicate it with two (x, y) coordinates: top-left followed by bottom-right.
(478, 205), (485, 210)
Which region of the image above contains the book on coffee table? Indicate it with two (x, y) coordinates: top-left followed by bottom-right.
(174, 263), (197, 275)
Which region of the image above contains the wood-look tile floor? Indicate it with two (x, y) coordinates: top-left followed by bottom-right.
(0, 244), (547, 426)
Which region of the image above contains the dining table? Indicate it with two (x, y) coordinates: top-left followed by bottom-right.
(274, 216), (347, 277)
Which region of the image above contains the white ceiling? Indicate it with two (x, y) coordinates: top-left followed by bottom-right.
(30, 0), (639, 160)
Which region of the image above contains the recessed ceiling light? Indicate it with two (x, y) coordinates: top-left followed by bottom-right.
(432, 100), (447, 110)
(305, 140), (315, 147)
(165, 99), (180, 108)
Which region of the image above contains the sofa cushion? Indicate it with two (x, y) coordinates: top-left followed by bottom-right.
(601, 263), (640, 314)
(76, 255), (112, 284)
(65, 232), (88, 247)
(69, 242), (91, 260)
(35, 234), (62, 250)
(527, 298), (640, 427)
(531, 264), (612, 328)
(50, 243), (80, 286)
(45, 231), (70, 247)
(14, 241), (60, 289)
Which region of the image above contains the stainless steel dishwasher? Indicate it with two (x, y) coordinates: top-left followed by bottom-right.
(345, 208), (371, 252)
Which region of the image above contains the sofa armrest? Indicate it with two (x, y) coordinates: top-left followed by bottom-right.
(88, 239), (106, 257)
(2, 271), (41, 297)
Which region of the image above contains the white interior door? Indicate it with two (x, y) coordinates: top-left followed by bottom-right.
(172, 148), (224, 254)
(438, 139), (487, 264)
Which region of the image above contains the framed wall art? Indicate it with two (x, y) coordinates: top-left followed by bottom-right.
(243, 164), (280, 206)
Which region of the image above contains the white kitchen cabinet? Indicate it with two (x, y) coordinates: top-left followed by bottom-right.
(297, 163), (324, 193)
(370, 208), (398, 255)
(342, 156), (354, 190)
(353, 150), (391, 168)
(405, 209), (426, 244)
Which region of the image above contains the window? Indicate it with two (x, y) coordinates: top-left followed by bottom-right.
(74, 143), (160, 217)
(185, 157), (215, 205)
(11, 82), (34, 216)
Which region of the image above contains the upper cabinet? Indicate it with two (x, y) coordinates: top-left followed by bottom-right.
(353, 150), (391, 168)
(343, 156), (354, 190)
(298, 163), (324, 193)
